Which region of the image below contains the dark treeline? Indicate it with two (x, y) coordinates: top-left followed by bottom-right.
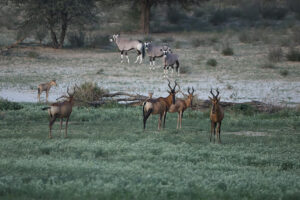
(0, 0), (299, 48)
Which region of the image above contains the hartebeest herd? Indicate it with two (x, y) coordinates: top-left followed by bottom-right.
(38, 34), (224, 143)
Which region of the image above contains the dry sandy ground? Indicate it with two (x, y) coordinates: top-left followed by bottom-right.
(0, 38), (299, 105)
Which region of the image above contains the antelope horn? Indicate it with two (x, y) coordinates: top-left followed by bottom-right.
(56, 95), (68, 100)
(167, 79), (172, 90)
(216, 88), (220, 98)
(210, 88), (215, 98)
(187, 87), (191, 94)
(66, 87), (71, 96)
(173, 80), (178, 90)
(192, 87), (195, 94)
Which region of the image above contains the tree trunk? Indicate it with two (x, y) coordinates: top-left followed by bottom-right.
(59, 12), (68, 48)
(140, 0), (151, 34)
(50, 27), (59, 48)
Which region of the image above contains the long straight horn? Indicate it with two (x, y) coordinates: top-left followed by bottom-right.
(210, 88), (215, 98)
(216, 88), (220, 98)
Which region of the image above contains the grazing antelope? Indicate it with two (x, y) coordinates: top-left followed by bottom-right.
(143, 80), (178, 130)
(37, 80), (57, 102)
(42, 87), (76, 139)
(144, 41), (170, 69)
(161, 46), (179, 77)
(169, 87), (195, 129)
(110, 34), (145, 64)
(209, 89), (224, 144)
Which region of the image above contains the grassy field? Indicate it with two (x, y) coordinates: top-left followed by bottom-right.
(0, 103), (299, 199)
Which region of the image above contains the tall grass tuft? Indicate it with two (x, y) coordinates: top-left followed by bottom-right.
(286, 48), (300, 62)
(268, 47), (283, 62)
(206, 58), (217, 67)
(0, 98), (23, 110)
(222, 42), (234, 56)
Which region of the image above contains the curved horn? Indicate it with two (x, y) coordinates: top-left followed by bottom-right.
(210, 88), (215, 98)
(192, 87), (195, 94)
(216, 88), (220, 98)
(167, 79), (172, 90)
(173, 80), (178, 90)
(56, 95), (68, 100)
(67, 87), (71, 96)
(187, 87), (191, 94)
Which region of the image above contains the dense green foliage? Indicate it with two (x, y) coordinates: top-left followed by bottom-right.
(0, 104), (299, 199)
(0, 98), (23, 110)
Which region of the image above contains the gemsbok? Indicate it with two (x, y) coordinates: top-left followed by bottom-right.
(143, 80), (178, 130)
(209, 88), (224, 144)
(144, 41), (169, 70)
(169, 87), (195, 129)
(161, 46), (180, 77)
(110, 34), (145, 64)
(42, 87), (76, 139)
(37, 80), (57, 102)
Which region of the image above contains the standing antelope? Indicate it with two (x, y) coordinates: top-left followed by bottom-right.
(161, 46), (180, 77)
(169, 87), (195, 129)
(144, 41), (170, 70)
(209, 89), (224, 144)
(42, 87), (76, 139)
(110, 34), (145, 64)
(37, 80), (57, 102)
(143, 80), (178, 130)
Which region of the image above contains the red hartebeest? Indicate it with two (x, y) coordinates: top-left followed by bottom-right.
(143, 80), (178, 130)
(209, 88), (224, 144)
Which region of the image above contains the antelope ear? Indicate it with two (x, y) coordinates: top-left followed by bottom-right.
(160, 49), (162, 51)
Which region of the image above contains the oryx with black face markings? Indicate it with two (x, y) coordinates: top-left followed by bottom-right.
(144, 41), (170, 70)
(110, 34), (145, 64)
(161, 46), (180, 77)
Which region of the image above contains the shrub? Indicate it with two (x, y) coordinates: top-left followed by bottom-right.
(179, 66), (190, 74)
(286, 48), (300, 62)
(27, 51), (39, 58)
(268, 47), (283, 62)
(222, 43), (234, 56)
(206, 59), (217, 67)
(280, 69), (289, 77)
(210, 9), (228, 25)
(240, 2), (260, 21)
(0, 99), (23, 110)
(260, 5), (288, 20)
(67, 31), (85, 48)
(287, 0), (300, 14)
(34, 26), (47, 44)
(231, 104), (256, 116)
(73, 82), (108, 106)
(191, 38), (202, 48)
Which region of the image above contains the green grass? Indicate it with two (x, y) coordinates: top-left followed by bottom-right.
(0, 104), (299, 199)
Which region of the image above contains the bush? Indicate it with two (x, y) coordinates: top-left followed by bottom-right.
(287, 0), (300, 14)
(73, 82), (108, 106)
(167, 6), (187, 24)
(268, 47), (283, 62)
(27, 51), (39, 58)
(210, 10), (229, 25)
(0, 99), (23, 110)
(222, 43), (234, 56)
(280, 69), (289, 77)
(240, 2), (260, 21)
(260, 5), (288, 20)
(206, 59), (217, 67)
(231, 104), (256, 116)
(34, 26), (47, 44)
(191, 38), (202, 48)
(286, 48), (300, 62)
(67, 31), (85, 48)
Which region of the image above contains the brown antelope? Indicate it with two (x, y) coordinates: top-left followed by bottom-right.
(42, 87), (76, 139)
(37, 80), (57, 102)
(209, 88), (224, 144)
(143, 80), (178, 130)
(169, 87), (195, 129)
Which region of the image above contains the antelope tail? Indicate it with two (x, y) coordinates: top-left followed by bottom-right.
(141, 43), (145, 59)
(37, 88), (40, 94)
(142, 101), (146, 118)
(42, 107), (50, 110)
